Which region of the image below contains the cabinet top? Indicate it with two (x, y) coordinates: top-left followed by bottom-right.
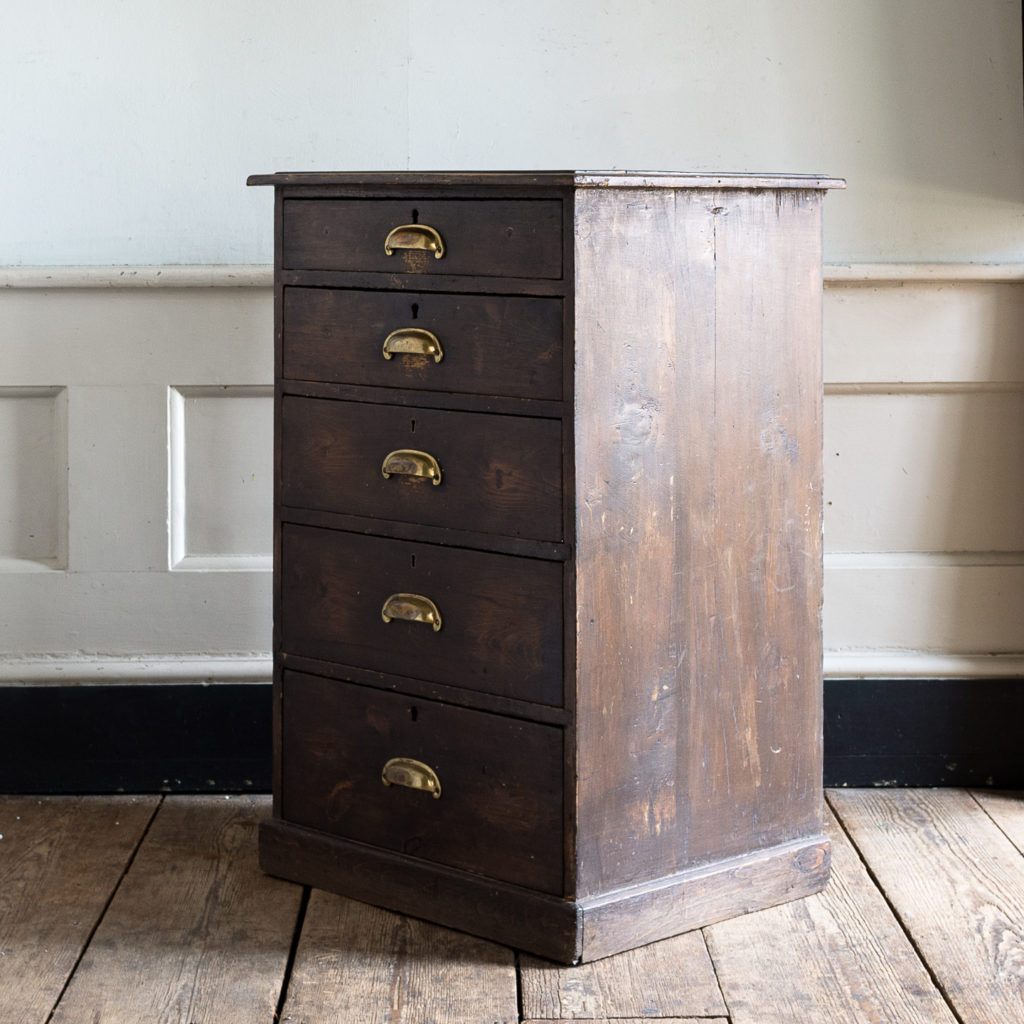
(247, 170), (845, 190)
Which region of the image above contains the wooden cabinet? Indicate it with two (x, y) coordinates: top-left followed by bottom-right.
(248, 170), (844, 963)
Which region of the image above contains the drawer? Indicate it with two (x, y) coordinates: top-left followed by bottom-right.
(282, 199), (563, 278)
(281, 670), (564, 893)
(282, 287), (563, 400)
(281, 396), (563, 541)
(280, 525), (564, 706)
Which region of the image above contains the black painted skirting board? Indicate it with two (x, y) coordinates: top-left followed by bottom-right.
(0, 678), (1020, 793)
(824, 677), (1024, 788)
(0, 683), (271, 794)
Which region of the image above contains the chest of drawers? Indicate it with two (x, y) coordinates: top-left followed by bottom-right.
(248, 170), (843, 963)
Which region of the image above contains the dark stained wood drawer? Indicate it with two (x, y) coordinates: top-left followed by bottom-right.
(281, 670), (564, 893)
(281, 395), (563, 541)
(280, 524), (564, 706)
(282, 199), (563, 278)
(282, 287), (564, 400)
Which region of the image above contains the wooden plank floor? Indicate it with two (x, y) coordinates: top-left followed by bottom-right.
(2, 790), (1022, 1023)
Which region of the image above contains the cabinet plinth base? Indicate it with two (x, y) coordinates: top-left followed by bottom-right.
(259, 819), (830, 964)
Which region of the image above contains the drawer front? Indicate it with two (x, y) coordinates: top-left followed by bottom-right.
(282, 287), (564, 400)
(282, 199), (563, 278)
(281, 396), (563, 542)
(281, 670), (564, 893)
(280, 525), (564, 706)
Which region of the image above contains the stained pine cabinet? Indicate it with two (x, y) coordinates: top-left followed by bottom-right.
(249, 170), (844, 963)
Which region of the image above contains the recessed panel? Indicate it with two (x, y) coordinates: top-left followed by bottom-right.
(824, 560), (1024, 660)
(169, 387), (272, 569)
(825, 280), (1024, 385)
(0, 388), (67, 568)
(824, 390), (1024, 554)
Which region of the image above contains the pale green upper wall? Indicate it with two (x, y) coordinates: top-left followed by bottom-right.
(4, 0), (1022, 265)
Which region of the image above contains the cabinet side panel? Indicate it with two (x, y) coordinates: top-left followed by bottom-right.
(573, 188), (825, 897)
(703, 189), (824, 852)
(573, 187), (716, 896)
(272, 187), (284, 816)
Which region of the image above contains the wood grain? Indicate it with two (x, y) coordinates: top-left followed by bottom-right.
(282, 286), (564, 400)
(700, 188), (824, 854)
(49, 795), (301, 1024)
(280, 523), (564, 706)
(519, 927), (727, 1019)
(9, 790), (1023, 1023)
(572, 184), (716, 894)
(0, 796), (157, 1024)
(249, 169), (843, 190)
(280, 394), (563, 541)
(280, 890), (518, 1024)
(266, 172), (834, 960)
(283, 197), (563, 279)
(706, 804), (959, 1024)
(572, 185), (826, 895)
(828, 787), (1024, 1024)
(577, 835), (829, 962)
(281, 669), (564, 893)
(259, 817), (580, 962)
(972, 789), (1024, 853)
(523, 1020), (727, 1024)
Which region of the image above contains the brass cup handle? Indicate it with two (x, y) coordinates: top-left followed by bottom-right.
(381, 592), (443, 632)
(382, 757), (441, 798)
(384, 224), (445, 259)
(381, 449), (442, 486)
(382, 328), (444, 363)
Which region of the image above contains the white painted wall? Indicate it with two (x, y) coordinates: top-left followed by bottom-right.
(2, 1), (1023, 682)
(5, 0), (1023, 265)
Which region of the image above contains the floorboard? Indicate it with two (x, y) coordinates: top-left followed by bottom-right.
(279, 889), (519, 1024)
(705, 804), (959, 1024)
(0, 795), (158, 1024)
(4, 788), (1022, 1023)
(520, 928), (726, 1019)
(47, 795), (302, 1024)
(971, 788), (1024, 853)
(829, 787), (1024, 1024)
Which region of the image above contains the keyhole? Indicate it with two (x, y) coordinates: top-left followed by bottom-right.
(411, 303), (419, 320)
(411, 208), (419, 223)
(410, 418), (416, 434)
(411, 554), (417, 569)
(409, 706), (418, 722)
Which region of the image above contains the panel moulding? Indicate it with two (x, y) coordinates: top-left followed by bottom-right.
(0, 654), (272, 685)
(0, 386), (68, 571)
(6, 263), (1021, 680)
(2, 262), (1023, 291)
(824, 263), (1024, 283)
(167, 385), (273, 572)
(0, 265), (273, 288)
(825, 551), (1024, 569)
(826, 381), (1024, 396)
(824, 652), (1024, 679)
